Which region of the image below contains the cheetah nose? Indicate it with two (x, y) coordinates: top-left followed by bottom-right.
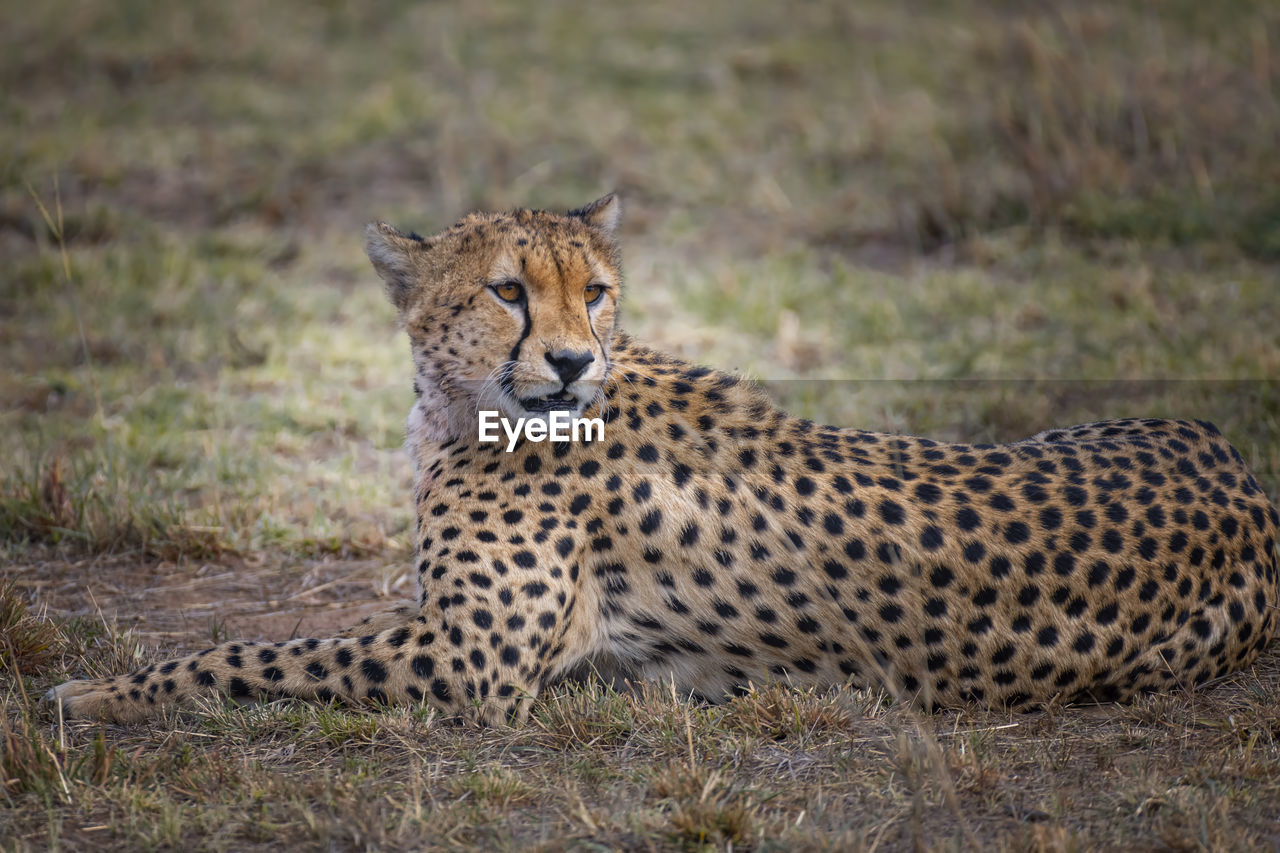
(545, 348), (594, 384)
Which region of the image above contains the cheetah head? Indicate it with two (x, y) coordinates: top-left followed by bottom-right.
(365, 194), (621, 437)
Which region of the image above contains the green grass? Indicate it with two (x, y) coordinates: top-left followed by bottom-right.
(2, 0), (1279, 848)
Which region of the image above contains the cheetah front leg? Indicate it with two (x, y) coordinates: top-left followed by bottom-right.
(49, 522), (590, 726)
(46, 619), (538, 726)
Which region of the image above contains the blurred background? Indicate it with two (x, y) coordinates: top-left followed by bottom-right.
(2, 0), (1278, 560)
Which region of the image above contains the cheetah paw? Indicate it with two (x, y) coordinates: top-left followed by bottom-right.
(44, 679), (131, 722)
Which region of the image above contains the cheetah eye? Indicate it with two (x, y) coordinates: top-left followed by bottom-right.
(492, 281), (524, 303)
(584, 284), (605, 305)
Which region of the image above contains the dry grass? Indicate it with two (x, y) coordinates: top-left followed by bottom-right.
(2, 596), (1278, 850)
(3, 0), (1279, 848)
(4, 564), (1279, 849)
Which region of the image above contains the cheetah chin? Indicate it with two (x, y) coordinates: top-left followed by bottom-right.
(48, 193), (1279, 725)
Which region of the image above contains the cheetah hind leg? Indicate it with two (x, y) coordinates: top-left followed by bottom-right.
(335, 604), (418, 639)
(1083, 602), (1274, 703)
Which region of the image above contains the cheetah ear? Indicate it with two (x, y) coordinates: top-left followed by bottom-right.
(365, 222), (426, 314)
(569, 193), (620, 239)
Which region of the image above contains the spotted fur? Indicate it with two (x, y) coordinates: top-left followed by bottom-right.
(49, 195), (1279, 724)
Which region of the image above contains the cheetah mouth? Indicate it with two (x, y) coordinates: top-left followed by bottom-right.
(519, 390), (579, 413)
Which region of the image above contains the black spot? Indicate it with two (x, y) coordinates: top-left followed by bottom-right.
(1004, 522), (1030, 544)
(411, 655), (434, 679)
(972, 587), (997, 607)
(967, 615), (993, 635)
(875, 541), (903, 564)
(879, 603), (904, 623)
(639, 510), (662, 535)
(361, 659), (388, 683)
(822, 560), (847, 580)
(1068, 530), (1091, 553)
(988, 555), (1011, 579)
(1021, 484), (1048, 503)
(991, 644), (1015, 665)
(914, 483), (943, 504)
(964, 475), (992, 493)
(879, 500), (906, 525)
(1096, 603), (1119, 625)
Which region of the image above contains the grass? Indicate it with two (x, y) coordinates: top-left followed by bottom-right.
(3, 590), (1278, 850)
(2, 0), (1279, 848)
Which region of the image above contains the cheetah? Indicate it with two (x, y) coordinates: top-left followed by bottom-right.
(49, 194), (1279, 724)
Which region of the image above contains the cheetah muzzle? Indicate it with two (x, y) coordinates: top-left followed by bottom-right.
(48, 194), (1280, 725)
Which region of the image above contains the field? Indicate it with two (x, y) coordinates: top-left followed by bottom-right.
(3, 0), (1280, 849)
